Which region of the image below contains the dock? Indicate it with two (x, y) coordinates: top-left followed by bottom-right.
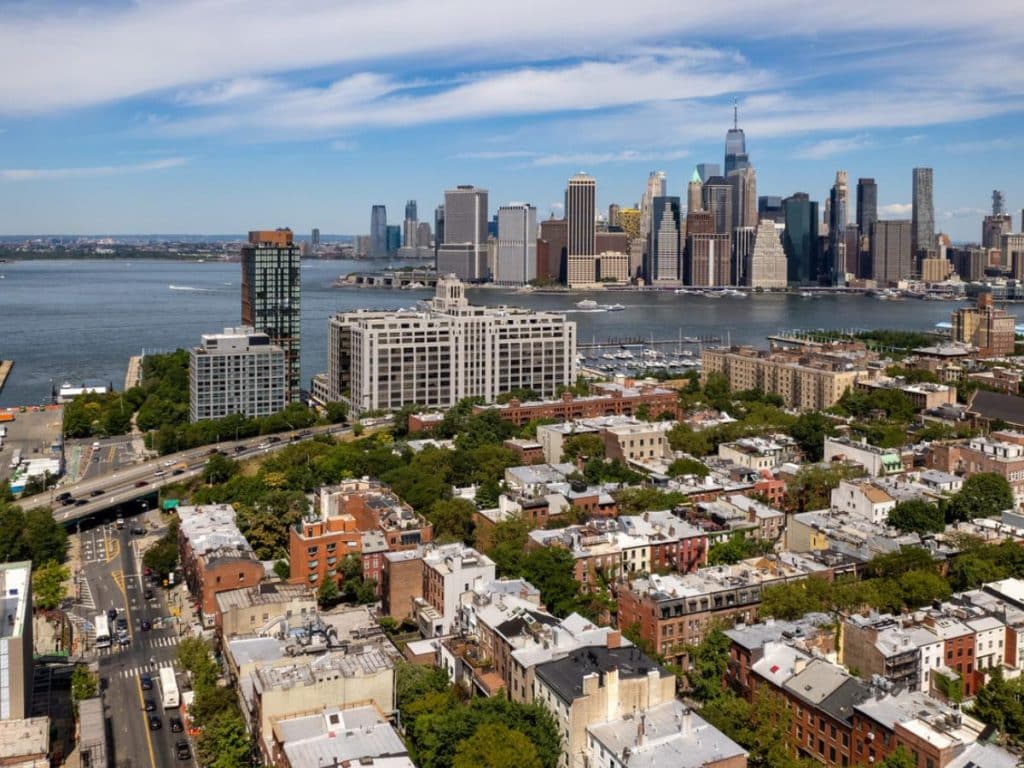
(577, 336), (720, 351)
(337, 268), (439, 289)
(0, 360), (11, 394)
(124, 356), (143, 390)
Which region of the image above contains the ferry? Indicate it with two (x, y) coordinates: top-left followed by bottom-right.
(607, 303), (625, 311)
(576, 299), (599, 308)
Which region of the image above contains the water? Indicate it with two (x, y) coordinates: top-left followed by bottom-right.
(0, 259), (966, 407)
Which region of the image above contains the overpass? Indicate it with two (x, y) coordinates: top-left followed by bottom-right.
(15, 421), (385, 527)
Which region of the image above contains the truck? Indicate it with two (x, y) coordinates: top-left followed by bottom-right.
(94, 614), (111, 649)
(0, 413), (14, 423)
(159, 667), (180, 709)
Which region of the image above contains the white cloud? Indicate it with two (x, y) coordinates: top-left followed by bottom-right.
(0, 157), (186, 181)
(878, 203), (912, 216)
(944, 138), (1017, 153)
(175, 77), (281, 106)
(455, 150), (540, 160)
(942, 207), (988, 220)
(794, 134), (872, 159)
(528, 149), (690, 167)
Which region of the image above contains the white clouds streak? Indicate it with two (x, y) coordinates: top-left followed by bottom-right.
(794, 134), (873, 159)
(878, 203), (912, 216)
(0, 157), (186, 181)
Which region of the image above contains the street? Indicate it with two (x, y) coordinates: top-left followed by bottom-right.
(72, 517), (194, 768)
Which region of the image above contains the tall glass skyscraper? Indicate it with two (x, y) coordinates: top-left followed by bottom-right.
(912, 167), (935, 257)
(647, 196), (681, 285)
(370, 204), (388, 259)
(783, 194), (820, 285)
(828, 171), (849, 285)
(724, 104), (749, 177)
(241, 229), (301, 401)
(856, 178), (878, 239)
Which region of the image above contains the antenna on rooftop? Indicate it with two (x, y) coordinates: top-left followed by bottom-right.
(733, 98), (738, 130)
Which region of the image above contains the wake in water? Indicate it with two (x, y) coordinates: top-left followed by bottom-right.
(168, 284), (216, 292)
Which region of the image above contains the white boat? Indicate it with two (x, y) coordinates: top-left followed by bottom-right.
(607, 303), (625, 311)
(576, 299), (598, 308)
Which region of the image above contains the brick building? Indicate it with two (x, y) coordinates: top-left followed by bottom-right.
(925, 431), (1024, 497)
(473, 382), (680, 427)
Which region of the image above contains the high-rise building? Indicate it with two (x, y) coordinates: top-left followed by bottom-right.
(724, 103), (749, 177)
(405, 199), (417, 222)
(1004, 233), (1024, 279)
(608, 204), (620, 228)
(983, 214), (1013, 252)
(370, 205), (388, 259)
(189, 327), (286, 422)
(757, 196), (784, 224)
(993, 190), (1006, 216)
(434, 205), (445, 257)
(241, 229), (301, 401)
(828, 171), (849, 285)
(732, 226), (756, 286)
(747, 220), (788, 289)
(566, 173), (596, 256)
(646, 196), (682, 285)
(702, 177), (733, 236)
(616, 208), (641, 241)
(782, 194), (820, 285)
(540, 218), (568, 283)
(639, 171), (667, 239)
(416, 222), (432, 251)
(844, 224), (861, 277)
(856, 178), (878, 243)
(687, 169), (703, 215)
(494, 203), (537, 286)
(0, 561), (32, 721)
(951, 292), (1017, 357)
(403, 200), (418, 248)
(437, 185), (488, 281)
(685, 232), (731, 287)
(695, 163), (720, 184)
(728, 165), (757, 229)
(911, 168), (935, 257)
(871, 220), (912, 286)
(326, 276), (576, 413)
(311, 228), (320, 247)
(386, 225), (401, 256)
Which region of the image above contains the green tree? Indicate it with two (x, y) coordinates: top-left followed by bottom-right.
(947, 473), (1014, 522)
(453, 722), (543, 768)
(32, 560), (69, 610)
(969, 668), (1024, 737)
(685, 628), (730, 702)
(863, 547), (936, 579)
(668, 457), (710, 478)
(317, 576), (341, 608)
(23, 507), (68, 564)
(429, 498), (476, 542)
(707, 532), (767, 566)
(879, 746), (916, 768)
(788, 412), (836, 461)
(71, 664), (98, 701)
(323, 400), (348, 423)
(518, 548), (582, 618)
(143, 520), (179, 579)
(202, 453), (238, 484)
(897, 569), (951, 608)
(197, 710), (251, 768)
(785, 464), (862, 513)
(887, 499), (945, 534)
(561, 433), (605, 462)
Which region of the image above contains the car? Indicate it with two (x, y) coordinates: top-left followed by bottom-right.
(140, 674), (153, 690)
(144, 588), (154, 600)
(89, 489), (104, 497)
(99, 676), (108, 691)
(118, 632), (130, 646)
(267, 436), (281, 444)
(74, 499), (89, 506)
(148, 714), (162, 730)
(107, 608), (118, 621)
(61, 497), (75, 506)
(207, 447), (222, 455)
(169, 716), (184, 733)
(162, 459), (175, 467)
(171, 468), (185, 476)
(233, 445), (245, 453)
(175, 740), (191, 760)
(56, 491), (72, 502)
(116, 618), (128, 631)
(143, 566), (152, 577)
(140, 619), (151, 631)
(132, 525), (146, 535)
(134, 480), (148, 488)
(144, 698), (156, 712)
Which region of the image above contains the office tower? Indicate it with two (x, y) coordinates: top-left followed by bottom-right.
(0, 561), (32, 721)
(596, 231), (630, 256)
(386, 225), (401, 256)
(782, 194), (820, 285)
(757, 196), (784, 224)
(728, 165), (757, 229)
(983, 214), (1013, 252)
(437, 185), (488, 281)
(723, 103), (749, 177)
(993, 190), (1006, 216)
(685, 232), (730, 286)
(540, 217), (568, 283)
(687, 169), (703, 215)
(311, 228), (320, 247)
(494, 203), (537, 285)
(828, 171), (849, 285)
(871, 220), (912, 286)
(405, 199), (417, 222)
(565, 173), (597, 285)
(747, 220), (788, 289)
(686, 210), (714, 237)
(1004, 233), (1024, 279)
(241, 229), (301, 401)
(608, 204), (620, 228)
(639, 171), (667, 239)
(416, 222), (432, 250)
(702, 177), (733, 236)
(370, 205), (388, 259)
(696, 163), (720, 184)
(911, 168), (935, 257)
(646, 196), (682, 285)
(856, 178), (878, 242)
(732, 226), (756, 286)
(189, 327), (286, 422)
(434, 205), (445, 257)
(403, 199), (418, 247)
(844, 224), (861, 276)
(327, 276), (576, 413)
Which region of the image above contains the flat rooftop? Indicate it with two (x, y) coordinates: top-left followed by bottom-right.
(0, 560), (31, 641)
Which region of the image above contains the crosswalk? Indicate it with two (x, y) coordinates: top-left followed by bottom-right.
(78, 575), (96, 610)
(95, 634), (178, 657)
(113, 660), (177, 680)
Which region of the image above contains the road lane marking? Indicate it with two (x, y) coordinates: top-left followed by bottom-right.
(134, 674), (159, 768)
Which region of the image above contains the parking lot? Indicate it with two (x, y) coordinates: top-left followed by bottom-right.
(0, 406), (63, 482)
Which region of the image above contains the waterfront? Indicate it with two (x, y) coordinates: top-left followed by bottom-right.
(0, 259), (968, 407)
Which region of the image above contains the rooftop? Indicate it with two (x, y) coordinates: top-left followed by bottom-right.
(215, 582), (313, 613)
(274, 706), (413, 768)
(535, 645), (670, 705)
(0, 560), (30, 641)
(177, 505), (255, 559)
(0, 717), (49, 762)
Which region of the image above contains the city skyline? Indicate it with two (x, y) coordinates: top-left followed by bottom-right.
(0, 1), (1021, 239)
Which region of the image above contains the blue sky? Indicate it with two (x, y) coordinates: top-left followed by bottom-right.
(0, 0), (1021, 240)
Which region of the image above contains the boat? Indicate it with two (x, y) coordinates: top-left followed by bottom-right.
(576, 299), (598, 308)
(799, 291), (814, 299)
(607, 303), (625, 311)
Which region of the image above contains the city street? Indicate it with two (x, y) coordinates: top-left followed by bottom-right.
(71, 516), (194, 768)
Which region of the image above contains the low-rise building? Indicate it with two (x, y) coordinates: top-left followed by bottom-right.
(269, 705), (414, 768)
(0, 717), (49, 768)
(473, 382), (681, 427)
(536, 415), (672, 466)
(925, 431), (1024, 497)
(718, 436), (794, 471)
(830, 480), (897, 525)
(214, 582), (315, 640)
(854, 377), (957, 411)
(824, 436), (905, 476)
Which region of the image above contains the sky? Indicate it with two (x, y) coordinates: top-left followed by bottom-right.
(0, 0), (1021, 240)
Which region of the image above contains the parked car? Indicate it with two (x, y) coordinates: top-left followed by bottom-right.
(89, 489), (104, 497)
(134, 480), (148, 488)
(132, 525), (146, 535)
(175, 741), (191, 760)
(148, 714), (162, 730)
(115, 618), (128, 631)
(169, 716), (184, 733)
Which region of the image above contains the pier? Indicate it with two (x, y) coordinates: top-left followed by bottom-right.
(0, 360), (12, 394)
(337, 269), (439, 289)
(124, 355), (143, 390)
(577, 335), (721, 351)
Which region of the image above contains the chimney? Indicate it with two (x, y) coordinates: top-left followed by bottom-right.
(679, 706), (692, 737)
(636, 711), (646, 746)
(607, 630), (622, 649)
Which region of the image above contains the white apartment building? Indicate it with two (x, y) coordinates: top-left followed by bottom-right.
(326, 276), (576, 414)
(0, 561), (32, 721)
(830, 480), (897, 525)
(189, 326), (286, 422)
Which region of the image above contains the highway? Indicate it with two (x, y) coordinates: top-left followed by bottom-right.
(15, 422), (364, 525)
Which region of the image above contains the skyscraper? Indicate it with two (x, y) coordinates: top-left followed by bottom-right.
(828, 171), (849, 285)
(782, 194), (820, 285)
(983, 214), (1012, 252)
(437, 186), (488, 281)
(646, 196), (681, 285)
(911, 168), (935, 257)
(241, 229), (301, 401)
(639, 171), (667, 239)
(540, 217), (568, 283)
(386, 225), (401, 256)
(871, 220), (912, 286)
(566, 173), (597, 286)
(732, 226), (756, 286)
(416, 222), (432, 251)
(728, 165), (757, 229)
(608, 204), (620, 228)
(747, 220), (788, 289)
(405, 199), (417, 222)
(434, 205), (445, 257)
(695, 163), (720, 184)
(993, 190), (1006, 216)
(724, 103), (749, 177)
(370, 205), (387, 259)
(686, 232), (730, 287)
(687, 169), (703, 215)
(495, 203), (537, 286)
(311, 228), (320, 247)
(702, 177), (733, 236)
(403, 199), (418, 248)
(856, 178), (877, 241)
(757, 196), (784, 224)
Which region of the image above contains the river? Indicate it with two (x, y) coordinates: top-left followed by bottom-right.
(0, 259), (967, 407)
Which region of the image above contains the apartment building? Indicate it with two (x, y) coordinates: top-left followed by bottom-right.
(824, 436), (906, 477)
(214, 582), (315, 640)
(325, 276), (576, 414)
(536, 415), (673, 466)
(269, 705), (414, 768)
(854, 377), (956, 411)
(473, 382), (680, 426)
(830, 480), (897, 525)
(951, 292), (1016, 358)
(925, 431), (1024, 497)
(0, 561), (32, 721)
(717, 436), (795, 471)
(189, 326), (286, 422)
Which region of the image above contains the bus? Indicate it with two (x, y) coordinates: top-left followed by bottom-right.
(9, 449), (21, 470)
(94, 614), (111, 649)
(159, 667), (180, 709)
